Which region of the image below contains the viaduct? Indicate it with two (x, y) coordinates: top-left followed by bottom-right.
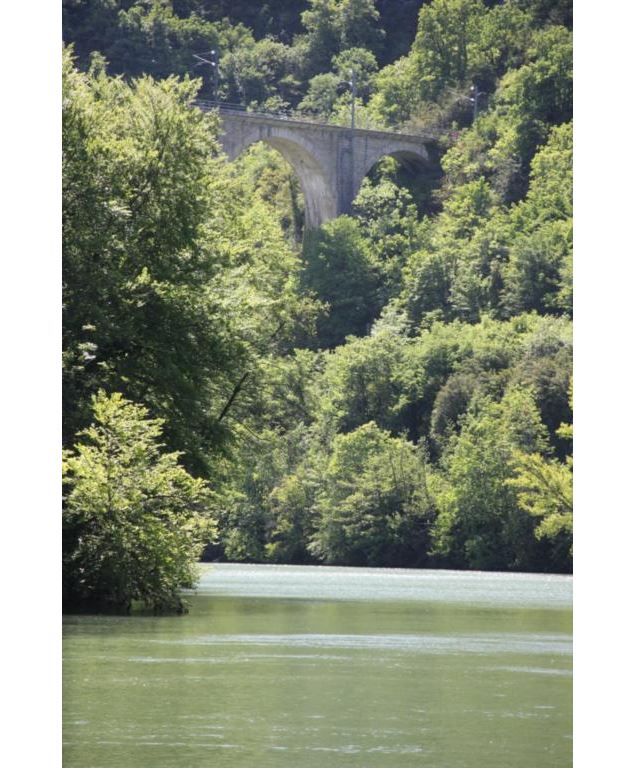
(198, 102), (437, 230)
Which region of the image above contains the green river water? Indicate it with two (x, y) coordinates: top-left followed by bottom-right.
(63, 563), (572, 767)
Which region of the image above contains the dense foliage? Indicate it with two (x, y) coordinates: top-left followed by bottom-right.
(63, 0), (573, 609)
(62, 392), (216, 611)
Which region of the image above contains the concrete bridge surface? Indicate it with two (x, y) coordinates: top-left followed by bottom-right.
(197, 102), (437, 230)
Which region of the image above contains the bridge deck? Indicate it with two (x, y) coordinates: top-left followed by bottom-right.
(194, 100), (437, 144)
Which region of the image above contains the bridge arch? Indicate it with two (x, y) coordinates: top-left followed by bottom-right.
(264, 136), (337, 230)
(219, 121), (337, 230)
(352, 146), (431, 203)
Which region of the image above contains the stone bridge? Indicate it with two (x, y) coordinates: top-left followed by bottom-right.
(199, 103), (437, 230)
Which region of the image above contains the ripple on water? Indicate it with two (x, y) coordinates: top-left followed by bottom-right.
(146, 632), (572, 656)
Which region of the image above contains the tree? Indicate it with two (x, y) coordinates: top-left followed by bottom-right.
(317, 330), (407, 434)
(302, 216), (382, 347)
(267, 470), (316, 563)
(221, 37), (301, 107)
(63, 49), (314, 474)
(332, 47), (378, 97)
(62, 392), (216, 612)
(300, 0), (383, 76)
(507, 383), (573, 566)
(310, 422), (435, 566)
(502, 220), (572, 315)
(352, 177), (420, 294)
(507, 452), (572, 547)
(298, 72), (341, 116)
(430, 387), (549, 570)
(62, 49), (241, 472)
(411, 0), (487, 99)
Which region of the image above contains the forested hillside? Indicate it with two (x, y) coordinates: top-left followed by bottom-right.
(63, 0), (572, 609)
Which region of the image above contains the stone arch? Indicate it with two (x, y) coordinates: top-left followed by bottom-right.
(353, 146), (431, 203)
(265, 136), (337, 230)
(219, 121), (337, 230)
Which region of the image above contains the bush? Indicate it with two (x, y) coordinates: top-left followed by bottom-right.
(62, 392), (216, 613)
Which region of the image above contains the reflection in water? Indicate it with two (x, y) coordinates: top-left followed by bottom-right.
(64, 564), (572, 768)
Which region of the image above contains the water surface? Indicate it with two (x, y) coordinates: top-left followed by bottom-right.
(63, 563), (572, 767)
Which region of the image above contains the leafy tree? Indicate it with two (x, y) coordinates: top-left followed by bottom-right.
(310, 422), (435, 566)
(300, 0), (343, 74)
(332, 46), (378, 97)
(63, 0), (254, 94)
(502, 220), (572, 315)
(399, 178), (497, 326)
(430, 387), (549, 570)
(63, 49), (239, 471)
(516, 0), (572, 29)
(507, 380), (573, 566)
(63, 49), (314, 474)
(411, 0), (488, 100)
(267, 469), (316, 563)
(298, 72), (342, 116)
(338, 0), (384, 52)
(62, 392), (216, 612)
(302, 216), (382, 347)
(353, 178), (421, 294)
(300, 0), (384, 76)
(507, 451), (572, 553)
(317, 330), (407, 434)
(221, 37), (301, 107)
(508, 317), (572, 454)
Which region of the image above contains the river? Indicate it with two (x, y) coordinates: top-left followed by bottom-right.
(63, 563), (572, 767)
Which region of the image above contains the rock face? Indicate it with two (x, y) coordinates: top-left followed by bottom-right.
(214, 109), (436, 229)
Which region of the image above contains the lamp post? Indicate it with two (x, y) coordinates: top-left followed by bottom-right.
(469, 84), (486, 121)
(194, 49), (220, 101)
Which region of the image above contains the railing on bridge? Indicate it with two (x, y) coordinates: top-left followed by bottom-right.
(194, 99), (438, 140)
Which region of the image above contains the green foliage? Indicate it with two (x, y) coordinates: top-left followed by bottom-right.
(430, 387), (548, 570)
(332, 47), (378, 95)
(221, 37), (301, 107)
(508, 452), (572, 542)
(231, 143), (306, 242)
(412, 0), (488, 99)
(63, 2), (573, 578)
(267, 469), (316, 563)
(311, 423), (435, 565)
(367, 55), (420, 125)
(63, 49), (314, 474)
(63, 0), (253, 95)
(317, 330), (407, 434)
(62, 392), (216, 612)
(507, 381), (572, 561)
(353, 178), (421, 293)
(398, 120), (572, 328)
(399, 177), (498, 325)
(63, 49), (236, 470)
(300, 0), (384, 75)
(302, 217), (382, 347)
(298, 72), (342, 116)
